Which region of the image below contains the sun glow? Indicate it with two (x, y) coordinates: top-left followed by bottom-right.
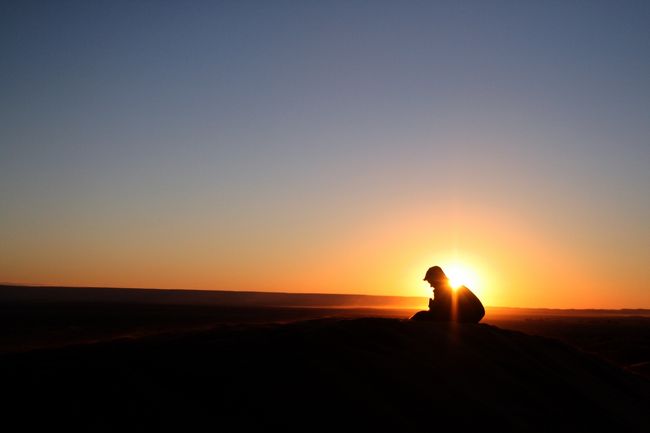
(445, 264), (480, 291)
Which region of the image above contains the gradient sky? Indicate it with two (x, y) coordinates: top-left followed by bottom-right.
(2, 1), (649, 308)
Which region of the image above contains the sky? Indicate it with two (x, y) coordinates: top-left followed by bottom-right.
(1, 1), (649, 308)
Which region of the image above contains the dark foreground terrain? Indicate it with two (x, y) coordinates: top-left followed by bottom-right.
(2, 286), (649, 432)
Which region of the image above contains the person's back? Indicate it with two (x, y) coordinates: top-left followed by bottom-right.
(454, 285), (485, 323)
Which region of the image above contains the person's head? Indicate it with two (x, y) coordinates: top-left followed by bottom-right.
(423, 266), (450, 291)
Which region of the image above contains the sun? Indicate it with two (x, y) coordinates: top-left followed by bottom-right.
(444, 264), (479, 290)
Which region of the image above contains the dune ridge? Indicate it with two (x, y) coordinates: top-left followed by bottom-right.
(2, 317), (648, 432)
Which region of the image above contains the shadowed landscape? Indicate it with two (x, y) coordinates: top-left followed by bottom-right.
(2, 286), (649, 432)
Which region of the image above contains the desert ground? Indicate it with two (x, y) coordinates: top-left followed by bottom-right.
(1, 285), (648, 432)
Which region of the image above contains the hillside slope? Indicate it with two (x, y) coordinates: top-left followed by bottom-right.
(3, 318), (648, 432)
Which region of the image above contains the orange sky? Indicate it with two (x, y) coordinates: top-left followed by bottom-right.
(3, 199), (648, 308)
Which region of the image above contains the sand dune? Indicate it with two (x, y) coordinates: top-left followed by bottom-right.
(2, 317), (648, 432)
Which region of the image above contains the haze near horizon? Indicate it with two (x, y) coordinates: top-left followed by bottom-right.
(1, 1), (649, 308)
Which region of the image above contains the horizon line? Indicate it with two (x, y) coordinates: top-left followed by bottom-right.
(1, 282), (648, 311)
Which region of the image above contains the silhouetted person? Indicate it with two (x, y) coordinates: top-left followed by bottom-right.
(411, 266), (485, 323)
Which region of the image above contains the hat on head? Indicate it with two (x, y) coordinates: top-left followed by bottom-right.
(423, 266), (447, 282)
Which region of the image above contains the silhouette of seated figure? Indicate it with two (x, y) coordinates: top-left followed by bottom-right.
(410, 266), (485, 323)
